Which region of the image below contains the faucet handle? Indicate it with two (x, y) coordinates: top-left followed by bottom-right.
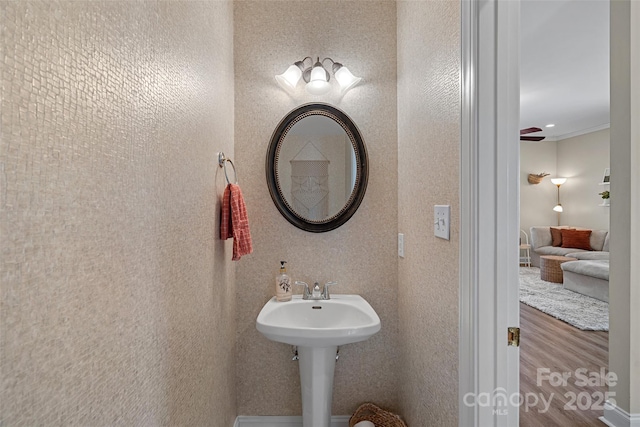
(323, 281), (338, 299)
(295, 281), (311, 298)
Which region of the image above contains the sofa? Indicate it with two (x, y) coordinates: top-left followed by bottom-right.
(529, 226), (609, 267)
(561, 260), (609, 302)
(529, 226), (610, 302)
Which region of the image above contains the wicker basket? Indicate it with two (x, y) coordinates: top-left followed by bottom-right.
(349, 403), (407, 427)
(540, 255), (577, 283)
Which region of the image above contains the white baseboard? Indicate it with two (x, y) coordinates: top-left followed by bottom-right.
(600, 401), (640, 427)
(234, 415), (350, 427)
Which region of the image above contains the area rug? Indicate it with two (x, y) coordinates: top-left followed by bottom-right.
(519, 267), (609, 331)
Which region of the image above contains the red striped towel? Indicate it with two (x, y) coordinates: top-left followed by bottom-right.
(220, 183), (253, 261)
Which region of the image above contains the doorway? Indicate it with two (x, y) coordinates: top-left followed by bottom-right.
(459, 1), (637, 426)
(518, 1), (610, 425)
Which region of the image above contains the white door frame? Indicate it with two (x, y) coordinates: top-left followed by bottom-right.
(459, 0), (521, 426)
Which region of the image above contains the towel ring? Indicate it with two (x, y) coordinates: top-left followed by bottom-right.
(218, 152), (238, 184)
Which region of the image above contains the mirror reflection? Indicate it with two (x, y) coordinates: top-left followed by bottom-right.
(277, 115), (357, 221)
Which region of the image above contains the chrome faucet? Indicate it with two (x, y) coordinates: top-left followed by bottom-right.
(294, 280), (338, 300)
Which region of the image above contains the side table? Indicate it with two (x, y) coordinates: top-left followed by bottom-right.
(540, 255), (578, 283)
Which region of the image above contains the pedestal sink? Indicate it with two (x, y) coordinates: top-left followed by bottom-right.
(256, 294), (381, 427)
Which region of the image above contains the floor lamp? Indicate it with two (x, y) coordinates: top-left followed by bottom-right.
(551, 178), (567, 226)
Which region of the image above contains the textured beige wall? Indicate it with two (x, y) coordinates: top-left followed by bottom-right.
(0, 1), (236, 425)
(234, 0), (399, 416)
(397, 1), (460, 425)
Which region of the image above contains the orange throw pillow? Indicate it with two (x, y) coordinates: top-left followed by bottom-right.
(561, 229), (593, 250)
(550, 227), (564, 247)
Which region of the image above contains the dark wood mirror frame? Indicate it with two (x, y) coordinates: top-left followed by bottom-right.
(266, 103), (368, 233)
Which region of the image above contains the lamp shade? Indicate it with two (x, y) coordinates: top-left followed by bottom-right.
(334, 65), (362, 92)
(550, 178), (567, 186)
(306, 60), (331, 95)
(275, 64), (303, 92)
(553, 204), (563, 212)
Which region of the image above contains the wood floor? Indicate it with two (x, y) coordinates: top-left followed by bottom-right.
(520, 303), (609, 426)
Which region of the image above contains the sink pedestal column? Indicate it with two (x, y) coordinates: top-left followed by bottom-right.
(298, 345), (337, 427)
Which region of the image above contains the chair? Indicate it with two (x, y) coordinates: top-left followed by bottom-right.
(520, 229), (531, 267)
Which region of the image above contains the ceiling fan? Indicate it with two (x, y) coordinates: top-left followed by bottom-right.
(520, 127), (546, 142)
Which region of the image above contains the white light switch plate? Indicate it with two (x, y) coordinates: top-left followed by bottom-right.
(398, 233), (405, 258)
(434, 205), (450, 240)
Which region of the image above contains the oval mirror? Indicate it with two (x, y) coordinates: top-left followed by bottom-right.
(266, 103), (368, 232)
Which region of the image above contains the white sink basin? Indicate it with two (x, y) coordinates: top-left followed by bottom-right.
(256, 294), (381, 347)
(257, 294), (381, 426)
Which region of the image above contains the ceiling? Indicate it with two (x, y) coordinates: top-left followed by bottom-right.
(520, 0), (610, 141)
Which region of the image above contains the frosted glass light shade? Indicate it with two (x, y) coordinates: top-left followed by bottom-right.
(306, 63), (331, 95)
(334, 66), (362, 92)
(275, 65), (303, 92)
(309, 63), (328, 82)
(550, 178), (567, 186)
(553, 204), (563, 212)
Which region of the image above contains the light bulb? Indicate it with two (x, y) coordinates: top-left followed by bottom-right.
(306, 60), (330, 95)
(305, 80), (331, 95)
(553, 204), (563, 213)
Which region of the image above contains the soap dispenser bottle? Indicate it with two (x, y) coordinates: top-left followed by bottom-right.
(275, 261), (292, 302)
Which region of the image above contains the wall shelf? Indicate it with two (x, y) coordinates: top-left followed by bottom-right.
(598, 173), (609, 206)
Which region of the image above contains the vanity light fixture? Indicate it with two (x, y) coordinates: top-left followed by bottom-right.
(275, 57), (362, 95)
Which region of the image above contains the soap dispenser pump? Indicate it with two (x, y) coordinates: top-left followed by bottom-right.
(275, 261), (292, 302)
